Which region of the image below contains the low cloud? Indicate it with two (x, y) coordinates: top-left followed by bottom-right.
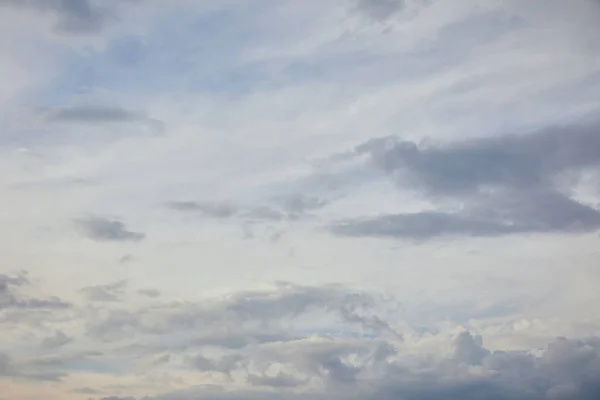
(332, 121), (600, 240)
(75, 216), (145, 242)
(103, 333), (600, 400)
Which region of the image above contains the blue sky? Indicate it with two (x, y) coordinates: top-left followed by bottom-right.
(1, 1), (600, 399)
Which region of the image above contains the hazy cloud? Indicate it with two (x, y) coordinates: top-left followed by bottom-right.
(137, 288), (161, 298)
(47, 105), (141, 123)
(166, 201), (237, 218)
(0, 0), (110, 33)
(41, 330), (73, 349)
(354, 0), (406, 21)
(75, 216), (145, 242)
(81, 280), (127, 302)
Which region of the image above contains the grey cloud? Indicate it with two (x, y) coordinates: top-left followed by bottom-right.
(191, 354), (243, 376)
(0, 272), (70, 310)
(0, 351), (67, 381)
(41, 330), (73, 349)
(332, 189), (600, 239)
(246, 372), (307, 388)
(354, 0), (405, 21)
(75, 216), (145, 242)
(355, 122), (600, 196)
(138, 288), (161, 298)
(0, 0), (110, 34)
(74, 387), (102, 394)
(81, 280), (127, 302)
(135, 334), (600, 400)
(48, 105), (140, 123)
(333, 121), (600, 240)
(85, 283), (395, 345)
(42, 105), (165, 133)
(277, 193), (328, 217)
(166, 201), (237, 218)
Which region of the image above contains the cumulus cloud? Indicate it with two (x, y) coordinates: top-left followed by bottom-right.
(102, 333), (600, 400)
(75, 216), (145, 242)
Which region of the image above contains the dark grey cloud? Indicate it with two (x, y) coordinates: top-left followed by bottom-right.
(75, 216), (145, 242)
(0, 0), (110, 34)
(166, 201), (237, 218)
(81, 280), (127, 302)
(355, 122), (600, 196)
(332, 121), (600, 240)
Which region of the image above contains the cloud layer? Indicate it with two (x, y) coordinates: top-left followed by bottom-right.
(0, 0), (599, 399)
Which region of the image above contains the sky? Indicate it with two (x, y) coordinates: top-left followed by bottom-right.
(1, 0), (600, 399)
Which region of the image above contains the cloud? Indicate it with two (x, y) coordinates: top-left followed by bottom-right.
(84, 282), (398, 345)
(0, 0), (110, 34)
(332, 189), (600, 239)
(138, 288), (161, 298)
(331, 121), (600, 239)
(166, 201), (238, 218)
(109, 333), (600, 400)
(0, 272), (70, 310)
(354, 121), (600, 196)
(276, 193), (329, 219)
(354, 0), (406, 21)
(41, 330), (73, 349)
(81, 280), (127, 302)
(246, 372), (307, 388)
(75, 216), (145, 242)
(46, 105), (141, 123)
